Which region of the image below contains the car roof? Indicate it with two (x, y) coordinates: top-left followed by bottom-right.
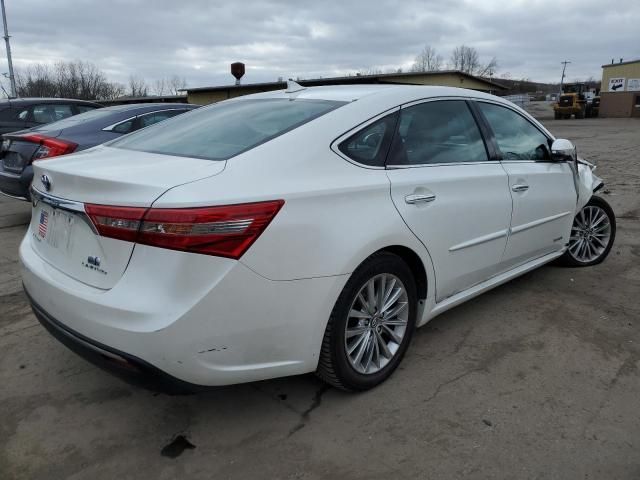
(100, 103), (195, 113)
(243, 84), (509, 106)
(0, 97), (102, 106)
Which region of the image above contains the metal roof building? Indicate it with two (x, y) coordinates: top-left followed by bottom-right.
(183, 70), (507, 105)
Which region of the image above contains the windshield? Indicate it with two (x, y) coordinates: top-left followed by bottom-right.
(110, 98), (345, 160)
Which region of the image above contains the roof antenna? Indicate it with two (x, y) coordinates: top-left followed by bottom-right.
(286, 79), (305, 93)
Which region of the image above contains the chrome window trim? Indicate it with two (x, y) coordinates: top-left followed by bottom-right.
(102, 108), (185, 132)
(387, 161), (501, 169)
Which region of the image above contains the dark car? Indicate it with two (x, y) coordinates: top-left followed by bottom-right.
(0, 98), (103, 135)
(0, 103), (198, 200)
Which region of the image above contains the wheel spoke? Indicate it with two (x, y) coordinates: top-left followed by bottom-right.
(376, 275), (386, 312)
(385, 301), (408, 319)
(381, 317), (407, 326)
(375, 330), (393, 359)
(346, 325), (368, 338)
(352, 330), (371, 364)
(381, 288), (403, 314)
(366, 280), (376, 313)
(357, 292), (373, 315)
(348, 331), (368, 355)
(349, 309), (370, 319)
(381, 277), (397, 310)
(382, 324), (403, 344)
(362, 333), (375, 372)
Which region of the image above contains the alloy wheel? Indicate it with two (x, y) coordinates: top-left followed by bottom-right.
(344, 273), (409, 375)
(568, 205), (612, 263)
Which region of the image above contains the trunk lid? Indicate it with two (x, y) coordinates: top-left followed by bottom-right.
(30, 146), (225, 289)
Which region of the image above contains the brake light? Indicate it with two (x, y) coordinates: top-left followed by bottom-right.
(85, 200), (284, 259)
(21, 134), (78, 160)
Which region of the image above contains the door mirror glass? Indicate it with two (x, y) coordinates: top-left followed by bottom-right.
(551, 138), (576, 162)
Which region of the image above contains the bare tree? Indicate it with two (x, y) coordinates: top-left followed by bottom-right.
(15, 61), (126, 100)
(153, 78), (167, 96)
(128, 75), (148, 97)
(476, 57), (498, 77)
(450, 45), (480, 74)
(167, 75), (187, 95)
(411, 46), (443, 72)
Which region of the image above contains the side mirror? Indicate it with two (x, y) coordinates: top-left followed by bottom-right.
(551, 138), (577, 162)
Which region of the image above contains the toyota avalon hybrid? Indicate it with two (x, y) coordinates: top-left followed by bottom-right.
(21, 84), (615, 392)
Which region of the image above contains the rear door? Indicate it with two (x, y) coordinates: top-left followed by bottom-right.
(475, 101), (576, 268)
(386, 99), (513, 302)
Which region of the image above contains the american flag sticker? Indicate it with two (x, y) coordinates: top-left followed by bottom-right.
(38, 210), (49, 239)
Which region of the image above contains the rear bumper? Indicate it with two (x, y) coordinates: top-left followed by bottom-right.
(20, 231), (347, 387)
(0, 163), (32, 200)
(26, 288), (201, 393)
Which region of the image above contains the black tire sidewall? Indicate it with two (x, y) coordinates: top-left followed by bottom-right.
(328, 253), (417, 391)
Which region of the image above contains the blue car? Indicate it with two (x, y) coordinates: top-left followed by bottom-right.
(0, 102), (198, 200)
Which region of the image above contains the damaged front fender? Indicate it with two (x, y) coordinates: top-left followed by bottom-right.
(575, 157), (604, 211)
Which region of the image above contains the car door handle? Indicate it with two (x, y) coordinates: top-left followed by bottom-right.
(511, 184), (529, 193)
(405, 193), (436, 205)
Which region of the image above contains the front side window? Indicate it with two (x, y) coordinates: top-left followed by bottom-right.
(112, 98), (345, 161)
(338, 112), (397, 167)
(477, 102), (550, 160)
(388, 100), (488, 165)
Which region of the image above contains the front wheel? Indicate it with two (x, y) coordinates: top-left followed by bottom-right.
(316, 252), (417, 391)
(559, 196), (616, 267)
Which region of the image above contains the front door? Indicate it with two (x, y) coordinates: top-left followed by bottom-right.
(475, 101), (577, 268)
(386, 99), (513, 302)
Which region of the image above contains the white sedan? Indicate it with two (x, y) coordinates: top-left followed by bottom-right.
(21, 84), (615, 391)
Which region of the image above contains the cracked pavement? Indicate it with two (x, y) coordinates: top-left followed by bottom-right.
(1, 115), (639, 479)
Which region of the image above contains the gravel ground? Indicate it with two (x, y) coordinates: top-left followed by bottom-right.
(1, 116), (639, 480)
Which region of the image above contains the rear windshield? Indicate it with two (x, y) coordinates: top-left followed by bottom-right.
(110, 98), (345, 160)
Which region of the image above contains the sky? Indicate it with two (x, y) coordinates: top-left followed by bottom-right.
(2, 0), (639, 92)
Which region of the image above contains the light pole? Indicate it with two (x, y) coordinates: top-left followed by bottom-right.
(1, 0), (16, 98)
(560, 60), (571, 96)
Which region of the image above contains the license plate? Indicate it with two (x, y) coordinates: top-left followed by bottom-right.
(36, 206), (75, 250)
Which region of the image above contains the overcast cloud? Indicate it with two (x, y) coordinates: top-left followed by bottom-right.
(3, 0), (639, 91)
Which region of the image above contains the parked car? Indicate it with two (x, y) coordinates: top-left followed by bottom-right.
(21, 84), (615, 392)
(0, 103), (198, 200)
(0, 98), (102, 135)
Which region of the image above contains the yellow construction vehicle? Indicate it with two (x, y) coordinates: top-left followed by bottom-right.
(554, 83), (596, 119)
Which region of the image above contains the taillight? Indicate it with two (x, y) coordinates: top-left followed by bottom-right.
(21, 134), (78, 160)
(85, 200), (284, 259)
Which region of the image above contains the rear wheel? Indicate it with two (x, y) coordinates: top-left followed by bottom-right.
(316, 252), (417, 391)
(559, 196), (616, 267)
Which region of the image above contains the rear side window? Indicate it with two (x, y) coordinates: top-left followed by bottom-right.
(388, 100), (488, 165)
(138, 110), (183, 129)
(338, 112), (398, 167)
(477, 102), (550, 160)
(112, 99), (345, 160)
(33, 104), (74, 123)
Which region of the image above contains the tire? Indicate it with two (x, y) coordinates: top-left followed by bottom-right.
(576, 107), (585, 119)
(558, 196), (616, 267)
(554, 111), (561, 120)
(316, 252), (417, 391)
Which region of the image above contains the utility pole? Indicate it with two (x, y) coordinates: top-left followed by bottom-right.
(560, 60), (571, 96)
(1, 0), (16, 98)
